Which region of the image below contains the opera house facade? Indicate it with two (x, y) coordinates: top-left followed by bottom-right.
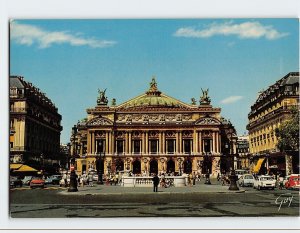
(71, 77), (237, 177)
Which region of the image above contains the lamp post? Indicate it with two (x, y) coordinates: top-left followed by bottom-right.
(96, 152), (105, 184)
(68, 125), (78, 192)
(227, 129), (239, 191)
(204, 152), (211, 185)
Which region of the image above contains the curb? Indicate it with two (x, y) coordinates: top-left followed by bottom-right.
(59, 190), (246, 195)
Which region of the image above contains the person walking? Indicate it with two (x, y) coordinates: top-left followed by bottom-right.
(192, 172), (196, 186)
(152, 173), (159, 192)
(88, 172), (93, 187)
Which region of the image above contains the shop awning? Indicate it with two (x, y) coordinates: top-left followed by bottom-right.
(10, 163), (23, 170)
(253, 158), (265, 173)
(13, 164), (38, 172)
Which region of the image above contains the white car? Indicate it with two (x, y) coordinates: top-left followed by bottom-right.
(238, 174), (254, 187)
(253, 175), (276, 190)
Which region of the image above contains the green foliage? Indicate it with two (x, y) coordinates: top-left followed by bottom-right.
(275, 107), (299, 152)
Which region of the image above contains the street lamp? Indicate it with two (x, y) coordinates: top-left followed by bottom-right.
(227, 129), (239, 191)
(204, 152), (211, 185)
(68, 125), (78, 192)
(96, 152), (105, 184)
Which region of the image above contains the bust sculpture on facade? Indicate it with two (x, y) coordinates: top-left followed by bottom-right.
(97, 88), (108, 106)
(200, 88), (211, 105)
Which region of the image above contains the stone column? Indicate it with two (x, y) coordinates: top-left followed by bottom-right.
(216, 132), (219, 154)
(125, 132), (129, 154)
(87, 131), (91, 155)
(105, 132), (109, 154)
(128, 131), (132, 155)
(179, 131), (182, 153)
(162, 132), (165, 155)
(111, 132), (115, 155)
(159, 132), (162, 154)
(199, 131), (202, 154)
(91, 132), (95, 155)
(142, 132), (145, 154)
(195, 130), (199, 154)
(212, 131), (216, 153)
(176, 132), (179, 154)
(145, 131), (149, 154)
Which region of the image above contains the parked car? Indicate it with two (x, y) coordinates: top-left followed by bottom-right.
(22, 176), (33, 185)
(10, 176), (23, 188)
(30, 177), (45, 189)
(253, 175), (276, 190)
(238, 174), (254, 187)
(235, 169), (249, 179)
(45, 175), (62, 185)
(285, 174), (300, 190)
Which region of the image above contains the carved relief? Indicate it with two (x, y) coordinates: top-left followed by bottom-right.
(125, 114), (132, 124)
(165, 131), (176, 138)
(148, 131), (159, 138)
(195, 117), (220, 125)
(116, 131), (126, 139)
(95, 131), (106, 138)
(132, 131), (142, 138)
(142, 114), (149, 124)
(87, 117), (113, 126)
(182, 130), (193, 138)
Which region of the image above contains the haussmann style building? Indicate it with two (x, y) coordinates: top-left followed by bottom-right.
(10, 76), (63, 173)
(71, 77), (237, 177)
(247, 72), (299, 176)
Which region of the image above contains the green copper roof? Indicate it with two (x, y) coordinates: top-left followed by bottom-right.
(118, 77), (192, 109)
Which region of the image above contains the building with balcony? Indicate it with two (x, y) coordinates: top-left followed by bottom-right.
(236, 135), (250, 170)
(9, 76), (63, 172)
(71, 77), (237, 177)
(247, 72), (299, 175)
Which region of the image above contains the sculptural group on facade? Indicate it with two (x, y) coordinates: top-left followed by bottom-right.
(97, 88), (109, 106)
(200, 88), (211, 105)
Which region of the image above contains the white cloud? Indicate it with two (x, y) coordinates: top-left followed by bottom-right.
(10, 21), (117, 48)
(220, 96), (243, 104)
(174, 21), (289, 40)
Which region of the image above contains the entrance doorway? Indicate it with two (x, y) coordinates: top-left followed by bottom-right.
(149, 159), (158, 175)
(167, 159), (175, 173)
(132, 159), (141, 174)
(202, 156), (212, 174)
(183, 159), (193, 174)
(115, 159), (124, 172)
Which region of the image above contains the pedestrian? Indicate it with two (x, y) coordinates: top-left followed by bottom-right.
(88, 172), (93, 187)
(62, 172), (67, 187)
(161, 173), (165, 188)
(217, 173), (220, 182)
(152, 173), (159, 192)
(192, 172), (196, 186)
(278, 175), (284, 190)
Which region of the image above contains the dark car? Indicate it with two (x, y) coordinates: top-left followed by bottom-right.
(10, 176), (23, 188)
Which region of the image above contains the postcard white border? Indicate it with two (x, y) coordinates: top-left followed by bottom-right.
(1, 0), (299, 231)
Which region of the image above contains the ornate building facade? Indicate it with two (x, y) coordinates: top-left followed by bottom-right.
(247, 72), (299, 175)
(10, 76), (63, 171)
(71, 77), (237, 177)
(236, 135), (250, 170)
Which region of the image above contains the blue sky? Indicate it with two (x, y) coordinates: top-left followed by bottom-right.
(10, 19), (299, 144)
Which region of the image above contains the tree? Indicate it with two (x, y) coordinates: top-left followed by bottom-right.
(275, 107), (299, 152)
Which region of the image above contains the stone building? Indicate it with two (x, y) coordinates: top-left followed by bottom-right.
(236, 135), (250, 170)
(9, 76), (63, 171)
(247, 72), (299, 175)
(71, 77), (237, 177)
